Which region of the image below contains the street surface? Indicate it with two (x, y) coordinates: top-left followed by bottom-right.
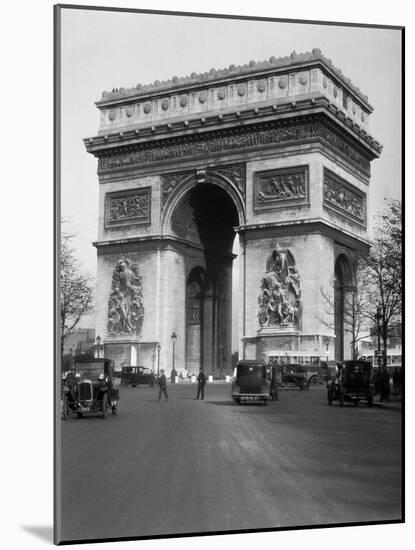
(60, 382), (402, 542)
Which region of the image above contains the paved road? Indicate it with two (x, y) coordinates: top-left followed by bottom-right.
(59, 382), (402, 542)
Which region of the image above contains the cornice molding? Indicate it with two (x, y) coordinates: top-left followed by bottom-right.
(85, 97), (381, 158)
(237, 218), (371, 253)
(87, 112), (378, 178)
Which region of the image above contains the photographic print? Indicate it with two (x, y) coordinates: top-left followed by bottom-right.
(55, 4), (403, 545)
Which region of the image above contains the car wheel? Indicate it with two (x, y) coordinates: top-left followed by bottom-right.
(102, 393), (108, 418)
(310, 375), (318, 385)
(62, 395), (69, 420)
(322, 376), (328, 384)
(76, 412), (83, 418)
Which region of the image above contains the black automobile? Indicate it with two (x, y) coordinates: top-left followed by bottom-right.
(279, 363), (310, 390)
(231, 361), (271, 405)
(327, 360), (374, 407)
(121, 366), (154, 387)
(62, 358), (120, 419)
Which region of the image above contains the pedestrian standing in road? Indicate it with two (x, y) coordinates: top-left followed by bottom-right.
(158, 369), (168, 401)
(195, 369), (206, 400)
(380, 367), (390, 403)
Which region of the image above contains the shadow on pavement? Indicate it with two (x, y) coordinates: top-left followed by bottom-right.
(206, 400), (254, 407)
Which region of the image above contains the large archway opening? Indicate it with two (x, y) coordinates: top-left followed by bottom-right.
(334, 254), (353, 362)
(170, 183), (240, 375)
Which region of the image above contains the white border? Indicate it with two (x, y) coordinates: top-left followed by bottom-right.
(2, 1), (410, 549)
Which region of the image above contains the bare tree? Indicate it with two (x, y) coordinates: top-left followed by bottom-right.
(321, 258), (372, 359)
(60, 235), (94, 355)
(362, 200), (402, 366)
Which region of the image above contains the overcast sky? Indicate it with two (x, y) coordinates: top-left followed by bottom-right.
(60, 8), (402, 335)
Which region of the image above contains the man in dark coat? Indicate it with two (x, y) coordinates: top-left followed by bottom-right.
(158, 369), (168, 401)
(195, 369), (206, 400)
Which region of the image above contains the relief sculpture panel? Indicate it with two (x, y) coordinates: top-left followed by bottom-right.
(105, 188), (151, 227)
(254, 166), (308, 211)
(258, 244), (301, 329)
(323, 169), (365, 223)
(107, 259), (144, 335)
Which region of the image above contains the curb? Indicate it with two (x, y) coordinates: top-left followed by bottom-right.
(372, 401), (402, 411)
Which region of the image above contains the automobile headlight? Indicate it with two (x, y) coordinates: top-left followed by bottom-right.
(99, 373), (105, 380)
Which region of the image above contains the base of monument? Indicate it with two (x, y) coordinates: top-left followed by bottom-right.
(257, 325), (299, 336)
(103, 337), (161, 372)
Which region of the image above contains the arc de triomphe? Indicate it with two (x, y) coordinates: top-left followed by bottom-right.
(84, 49), (381, 375)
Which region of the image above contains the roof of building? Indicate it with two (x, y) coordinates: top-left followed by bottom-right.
(98, 48), (370, 107)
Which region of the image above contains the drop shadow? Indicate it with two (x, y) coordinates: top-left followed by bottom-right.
(21, 525), (53, 543)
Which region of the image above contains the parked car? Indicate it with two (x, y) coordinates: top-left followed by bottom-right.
(121, 366), (154, 387)
(279, 363), (310, 390)
(231, 361), (271, 405)
(62, 358), (120, 419)
(327, 360), (374, 407)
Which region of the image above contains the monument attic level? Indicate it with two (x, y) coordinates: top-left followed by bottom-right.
(84, 49), (381, 374)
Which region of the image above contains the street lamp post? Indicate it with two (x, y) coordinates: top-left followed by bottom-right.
(156, 343), (161, 375)
(376, 306), (382, 366)
(96, 335), (102, 359)
(171, 331), (177, 374)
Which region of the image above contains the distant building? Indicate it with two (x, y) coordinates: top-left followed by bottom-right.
(358, 323), (402, 369)
(63, 328), (96, 355)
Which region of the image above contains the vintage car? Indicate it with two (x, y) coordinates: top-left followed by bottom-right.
(231, 361), (271, 405)
(62, 358), (120, 419)
(121, 366), (155, 387)
(279, 363), (311, 390)
(327, 360), (374, 407)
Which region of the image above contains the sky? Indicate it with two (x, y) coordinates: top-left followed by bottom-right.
(60, 8), (402, 335)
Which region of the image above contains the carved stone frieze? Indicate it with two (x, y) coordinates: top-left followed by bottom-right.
(209, 163), (246, 198)
(97, 119), (370, 174)
(254, 166), (307, 211)
(161, 172), (190, 209)
(323, 169), (365, 222)
(105, 188), (151, 226)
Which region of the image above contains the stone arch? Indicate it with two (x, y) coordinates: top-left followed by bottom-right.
(161, 171), (246, 236)
(162, 177), (240, 375)
(334, 252), (355, 361)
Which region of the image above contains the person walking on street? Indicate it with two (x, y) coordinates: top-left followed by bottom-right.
(158, 369), (168, 401)
(195, 369), (206, 400)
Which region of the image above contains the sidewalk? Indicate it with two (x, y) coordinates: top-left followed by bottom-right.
(372, 397), (402, 411)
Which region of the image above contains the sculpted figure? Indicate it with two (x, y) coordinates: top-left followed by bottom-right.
(107, 259), (144, 335)
(258, 244), (301, 328)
